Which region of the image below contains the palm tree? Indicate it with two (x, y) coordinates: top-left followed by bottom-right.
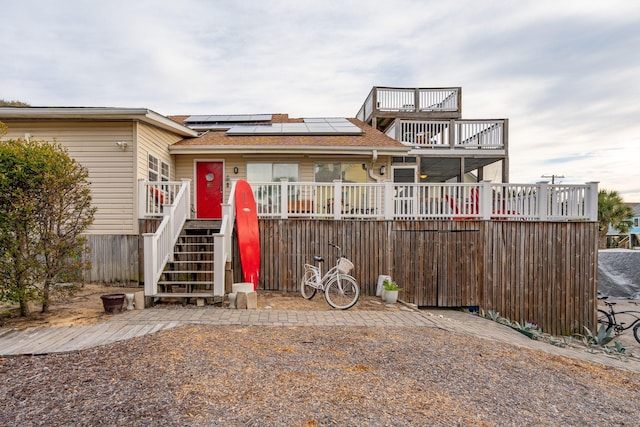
(598, 190), (634, 249)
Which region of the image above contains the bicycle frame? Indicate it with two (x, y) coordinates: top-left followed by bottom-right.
(304, 260), (349, 291)
(301, 242), (360, 310)
(606, 304), (640, 334)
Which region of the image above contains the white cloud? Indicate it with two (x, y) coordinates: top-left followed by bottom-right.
(1, 0), (639, 200)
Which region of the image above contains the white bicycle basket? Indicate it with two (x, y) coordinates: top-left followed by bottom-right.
(337, 258), (354, 274)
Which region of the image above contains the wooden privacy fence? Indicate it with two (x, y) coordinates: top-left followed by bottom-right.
(237, 219), (598, 336)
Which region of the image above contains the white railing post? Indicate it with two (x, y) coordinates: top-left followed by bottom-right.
(449, 120), (456, 149)
(384, 181), (394, 220)
(480, 181), (492, 220)
(538, 182), (548, 221)
(181, 178), (191, 219)
(143, 233), (157, 296)
(138, 179), (147, 218)
(214, 233), (225, 296)
(586, 182), (599, 222)
(280, 179), (289, 219)
(333, 180), (342, 220)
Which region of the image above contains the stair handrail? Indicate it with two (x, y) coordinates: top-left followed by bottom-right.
(213, 180), (238, 296)
(143, 179), (191, 296)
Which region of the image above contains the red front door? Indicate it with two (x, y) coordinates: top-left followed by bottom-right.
(196, 161), (223, 219)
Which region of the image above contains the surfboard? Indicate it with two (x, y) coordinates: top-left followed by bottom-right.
(234, 180), (260, 291)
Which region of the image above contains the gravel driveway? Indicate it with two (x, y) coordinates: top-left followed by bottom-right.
(2, 322), (639, 426)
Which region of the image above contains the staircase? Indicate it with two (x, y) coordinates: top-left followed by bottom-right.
(156, 220), (221, 297)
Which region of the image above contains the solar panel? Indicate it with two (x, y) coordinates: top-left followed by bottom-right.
(225, 118), (363, 135)
(184, 114), (272, 123)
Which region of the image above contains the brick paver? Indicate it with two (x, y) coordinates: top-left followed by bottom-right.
(1, 306), (639, 373)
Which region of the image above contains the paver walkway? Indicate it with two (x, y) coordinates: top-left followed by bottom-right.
(1, 306), (638, 373)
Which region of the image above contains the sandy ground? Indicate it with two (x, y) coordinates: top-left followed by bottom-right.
(2, 284), (639, 354)
(0, 284), (404, 330)
(0, 283), (142, 329)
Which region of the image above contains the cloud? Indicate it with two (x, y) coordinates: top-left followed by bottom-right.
(1, 0), (639, 200)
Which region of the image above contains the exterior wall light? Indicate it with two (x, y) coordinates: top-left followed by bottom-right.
(380, 165), (386, 176)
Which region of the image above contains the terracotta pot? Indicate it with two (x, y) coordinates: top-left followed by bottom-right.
(100, 294), (126, 314)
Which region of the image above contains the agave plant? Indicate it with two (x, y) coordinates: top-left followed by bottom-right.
(583, 324), (616, 347)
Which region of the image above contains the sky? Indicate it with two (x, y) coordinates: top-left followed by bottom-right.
(1, 0), (639, 201)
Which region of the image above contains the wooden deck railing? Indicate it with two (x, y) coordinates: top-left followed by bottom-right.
(356, 87), (461, 123)
(385, 119), (506, 150)
(250, 181), (599, 222)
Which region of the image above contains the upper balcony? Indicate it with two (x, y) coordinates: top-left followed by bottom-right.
(356, 87), (462, 131)
(384, 118), (507, 154)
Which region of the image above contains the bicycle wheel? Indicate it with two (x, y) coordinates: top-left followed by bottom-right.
(634, 323), (640, 344)
(597, 309), (613, 331)
(324, 274), (359, 310)
(300, 269), (317, 300)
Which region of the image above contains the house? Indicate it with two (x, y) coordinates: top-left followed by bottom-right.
(0, 86), (600, 335)
(624, 203), (640, 249)
(631, 204), (640, 249)
(605, 203), (640, 249)
(0, 107), (410, 285)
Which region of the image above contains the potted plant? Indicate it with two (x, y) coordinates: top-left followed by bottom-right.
(100, 293), (126, 314)
(382, 279), (402, 304)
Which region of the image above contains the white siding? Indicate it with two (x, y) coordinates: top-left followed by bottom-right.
(136, 122), (182, 181)
(2, 120), (136, 235)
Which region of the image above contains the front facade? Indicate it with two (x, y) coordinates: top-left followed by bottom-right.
(0, 87), (599, 335)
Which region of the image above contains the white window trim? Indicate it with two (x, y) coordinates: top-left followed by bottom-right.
(148, 153), (170, 182)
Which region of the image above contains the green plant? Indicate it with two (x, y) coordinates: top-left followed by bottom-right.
(486, 310), (501, 322)
(382, 279), (402, 292)
(583, 324), (616, 347)
(603, 341), (627, 355)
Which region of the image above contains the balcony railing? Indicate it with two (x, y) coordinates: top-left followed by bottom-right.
(250, 180), (598, 222)
(357, 87), (461, 123)
(385, 119), (506, 150)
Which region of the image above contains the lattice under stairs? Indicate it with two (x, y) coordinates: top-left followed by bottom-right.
(156, 220), (221, 298)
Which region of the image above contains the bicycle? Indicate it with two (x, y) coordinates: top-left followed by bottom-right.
(597, 298), (640, 343)
(300, 242), (360, 310)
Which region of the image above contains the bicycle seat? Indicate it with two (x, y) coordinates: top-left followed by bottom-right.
(605, 301), (616, 306)
(314, 256), (324, 263)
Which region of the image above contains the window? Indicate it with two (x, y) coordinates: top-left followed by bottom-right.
(247, 163), (298, 182)
(634, 218), (639, 228)
(148, 154), (170, 182)
(314, 163), (367, 183)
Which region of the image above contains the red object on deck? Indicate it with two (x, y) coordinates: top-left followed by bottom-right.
(234, 180), (260, 290)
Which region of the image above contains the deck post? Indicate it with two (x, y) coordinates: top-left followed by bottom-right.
(480, 181), (492, 220)
(333, 180), (342, 220)
(449, 120), (456, 149)
(586, 182), (599, 222)
(143, 233), (157, 296)
(138, 179), (147, 218)
(538, 182), (548, 221)
(384, 181), (394, 220)
(181, 178), (191, 219)
(280, 179), (289, 219)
